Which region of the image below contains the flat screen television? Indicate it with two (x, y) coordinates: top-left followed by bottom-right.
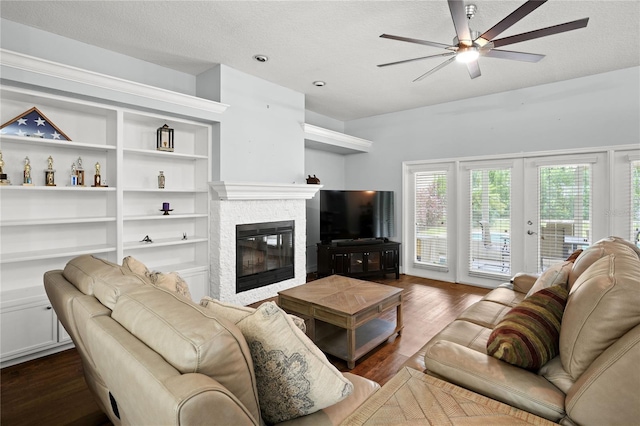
(320, 190), (394, 243)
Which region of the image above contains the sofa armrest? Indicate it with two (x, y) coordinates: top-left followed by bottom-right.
(424, 340), (565, 422)
(86, 316), (260, 425)
(565, 324), (640, 426)
(510, 272), (538, 294)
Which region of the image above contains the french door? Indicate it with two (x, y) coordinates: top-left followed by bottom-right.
(522, 153), (607, 274)
(407, 148), (634, 287)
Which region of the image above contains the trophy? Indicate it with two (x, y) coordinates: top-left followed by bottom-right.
(92, 162), (102, 187)
(45, 156), (56, 186)
(76, 157), (85, 186)
(22, 156), (34, 186)
(0, 150), (10, 185)
(70, 162), (78, 186)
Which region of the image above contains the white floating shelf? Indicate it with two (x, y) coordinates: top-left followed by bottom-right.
(303, 123), (372, 155)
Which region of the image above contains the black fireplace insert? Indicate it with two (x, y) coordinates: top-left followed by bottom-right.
(236, 220), (294, 293)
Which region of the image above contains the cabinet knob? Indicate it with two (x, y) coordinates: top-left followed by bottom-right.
(46, 306), (52, 310)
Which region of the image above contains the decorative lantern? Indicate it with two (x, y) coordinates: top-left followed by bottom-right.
(156, 124), (174, 152)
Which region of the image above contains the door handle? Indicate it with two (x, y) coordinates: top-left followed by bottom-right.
(527, 230), (537, 235)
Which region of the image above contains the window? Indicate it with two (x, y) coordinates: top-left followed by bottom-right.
(469, 169), (511, 276)
(415, 171), (448, 267)
(631, 160), (640, 247)
(538, 164), (591, 270)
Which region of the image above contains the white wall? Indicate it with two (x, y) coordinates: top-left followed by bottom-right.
(339, 67), (640, 255)
(1, 18), (195, 95)
(304, 148), (347, 271)
(199, 64), (305, 183)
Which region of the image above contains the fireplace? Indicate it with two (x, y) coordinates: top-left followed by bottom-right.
(209, 181), (321, 306)
(236, 220), (294, 293)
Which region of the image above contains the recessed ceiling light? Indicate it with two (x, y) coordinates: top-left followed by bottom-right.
(313, 81), (326, 87)
(253, 55), (268, 63)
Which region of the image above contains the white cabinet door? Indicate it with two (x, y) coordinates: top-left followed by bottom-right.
(1, 301), (57, 360)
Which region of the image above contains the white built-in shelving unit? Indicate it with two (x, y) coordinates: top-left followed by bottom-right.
(0, 75), (220, 366)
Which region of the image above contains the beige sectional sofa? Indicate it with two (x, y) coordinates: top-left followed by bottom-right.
(44, 255), (379, 425)
(403, 236), (640, 425)
(45, 236), (639, 425)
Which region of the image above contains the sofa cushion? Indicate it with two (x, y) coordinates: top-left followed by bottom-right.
(567, 236), (640, 289)
(200, 296), (306, 333)
(63, 255), (145, 309)
(457, 301), (512, 328)
(235, 301), (353, 424)
(122, 256), (192, 300)
(560, 250), (640, 380)
(111, 285), (261, 422)
(487, 284), (568, 370)
(525, 261), (572, 297)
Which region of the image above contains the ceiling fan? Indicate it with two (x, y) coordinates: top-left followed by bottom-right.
(378, 0), (589, 81)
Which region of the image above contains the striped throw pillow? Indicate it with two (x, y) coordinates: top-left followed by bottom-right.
(487, 284), (568, 370)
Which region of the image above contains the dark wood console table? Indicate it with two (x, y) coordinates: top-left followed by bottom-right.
(316, 241), (400, 279)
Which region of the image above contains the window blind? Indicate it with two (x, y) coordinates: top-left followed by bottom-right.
(631, 160), (640, 246)
(415, 171), (448, 267)
(538, 164), (591, 271)
(469, 169), (511, 276)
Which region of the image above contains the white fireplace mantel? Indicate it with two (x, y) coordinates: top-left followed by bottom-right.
(209, 181), (322, 201)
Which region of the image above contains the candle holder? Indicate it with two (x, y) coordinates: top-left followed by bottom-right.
(160, 202), (173, 215)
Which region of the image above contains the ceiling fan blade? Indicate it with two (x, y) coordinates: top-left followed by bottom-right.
(378, 52), (456, 67)
(492, 18), (589, 48)
(483, 49), (545, 63)
(413, 56), (456, 82)
(380, 34), (453, 50)
(466, 60), (481, 79)
(448, 0), (472, 45)
(476, 0), (547, 46)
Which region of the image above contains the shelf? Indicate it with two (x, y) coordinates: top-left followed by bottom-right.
(303, 123), (372, 155)
(315, 318), (397, 362)
(1, 217), (115, 227)
(123, 188), (208, 193)
(148, 262), (208, 275)
(123, 148), (207, 160)
(123, 236), (208, 250)
(0, 135), (116, 151)
(1, 244), (116, 264)
(0, 185), (115, 192)
(123, 213), (208, 221)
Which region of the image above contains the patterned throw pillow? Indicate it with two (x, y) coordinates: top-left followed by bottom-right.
(235, 302), (353, 424)
(200, 296), (307, 333)
(487, 284), (568, 370)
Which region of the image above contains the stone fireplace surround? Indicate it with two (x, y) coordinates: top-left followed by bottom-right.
(209, 182), (321, 306)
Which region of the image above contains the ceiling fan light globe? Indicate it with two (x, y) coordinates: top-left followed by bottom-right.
(456, 47), (479, 63)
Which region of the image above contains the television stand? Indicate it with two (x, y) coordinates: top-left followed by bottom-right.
(317, 241), (400, 279)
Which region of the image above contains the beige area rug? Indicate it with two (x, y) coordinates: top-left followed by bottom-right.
(341, 367), (557, 425)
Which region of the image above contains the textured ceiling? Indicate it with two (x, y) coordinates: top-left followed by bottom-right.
(1, 1), (639, 121)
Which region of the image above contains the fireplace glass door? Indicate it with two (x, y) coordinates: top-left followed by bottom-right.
(236, 221), (294, 293)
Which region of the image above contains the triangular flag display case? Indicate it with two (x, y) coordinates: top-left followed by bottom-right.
(0, 106), (71, 141)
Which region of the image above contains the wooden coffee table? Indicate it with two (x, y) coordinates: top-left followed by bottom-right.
(278, 275), (403, 369)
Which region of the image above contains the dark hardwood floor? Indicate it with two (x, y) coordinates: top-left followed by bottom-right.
(0, 274), (488, 426)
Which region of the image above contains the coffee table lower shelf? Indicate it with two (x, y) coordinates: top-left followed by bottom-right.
(315, 318), (397, 366)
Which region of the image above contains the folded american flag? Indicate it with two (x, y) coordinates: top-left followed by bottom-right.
(0, 106), (71, 141)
